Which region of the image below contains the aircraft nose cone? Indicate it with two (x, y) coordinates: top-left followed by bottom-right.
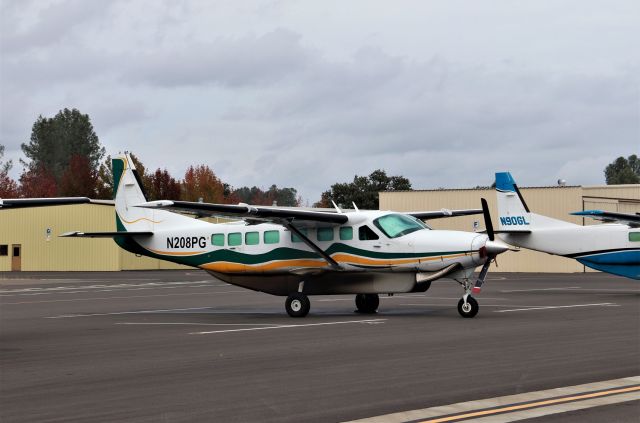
(485, 240), (510, 255)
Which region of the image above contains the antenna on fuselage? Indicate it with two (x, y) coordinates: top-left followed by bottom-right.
(331, 200), (343, 213)
(352, 202), (359, 212)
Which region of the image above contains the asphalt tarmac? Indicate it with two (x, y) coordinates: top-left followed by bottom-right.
(0, 271), (638, 422)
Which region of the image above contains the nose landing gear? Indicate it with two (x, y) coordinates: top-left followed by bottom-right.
(457, 295), (479, 318)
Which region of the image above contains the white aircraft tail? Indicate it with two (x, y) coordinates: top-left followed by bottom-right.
(495, 172), (577, 232)
(112, 153), (193, 232)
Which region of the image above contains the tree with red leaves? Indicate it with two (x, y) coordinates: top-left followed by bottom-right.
(19, 164), (57, 197)
(148, 168), (181, 200)
(58, 154), (98, 197)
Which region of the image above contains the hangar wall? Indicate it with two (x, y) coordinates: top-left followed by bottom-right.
(380, 184), (640, 273)
(0, 204), (190, 271)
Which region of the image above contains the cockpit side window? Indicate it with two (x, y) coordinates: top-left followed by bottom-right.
(373, 214), (428, 239)
(358, 225), (379, 241)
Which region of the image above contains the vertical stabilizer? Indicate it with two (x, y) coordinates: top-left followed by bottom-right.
(112, 153), (155, 232)
(495, 172), (577, 232)
(495, 172), (532, 231)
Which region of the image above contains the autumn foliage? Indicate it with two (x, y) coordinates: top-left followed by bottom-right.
(181, 165), (227, 203)
(18, 164), (57, 197)
(149, 169), (181, 201)
(58, 155), (98, 197)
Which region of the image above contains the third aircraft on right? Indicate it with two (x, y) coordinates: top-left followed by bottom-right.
(494, 172), (639, 280)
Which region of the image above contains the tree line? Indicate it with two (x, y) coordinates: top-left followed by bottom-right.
(3, 108), (635, 207)
(0, 108), (301, 206)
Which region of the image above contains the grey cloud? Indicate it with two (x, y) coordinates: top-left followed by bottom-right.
(0, 0), (112, 54)
(122, 29), (312, 87)
(0, 1), (637, 201)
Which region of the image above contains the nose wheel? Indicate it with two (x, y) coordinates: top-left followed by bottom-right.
(457, 296), (479, 318)
(285, 293), (310, 317)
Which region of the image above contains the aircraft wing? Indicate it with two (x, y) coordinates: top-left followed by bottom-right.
(60, 231), (153, 238)
(571, 210), (640, 228)
(137, 200), (348, 226)
(408, 208), (482, 220)
(0, 197), (90, 208)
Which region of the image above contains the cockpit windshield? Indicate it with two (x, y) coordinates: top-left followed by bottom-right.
(373, 214), (430, 239)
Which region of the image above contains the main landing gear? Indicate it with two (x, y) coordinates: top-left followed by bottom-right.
(355, 293), (379, 314)
(285, 293), (310, 317)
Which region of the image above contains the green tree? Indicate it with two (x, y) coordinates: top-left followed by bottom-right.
(21, 108), (105, 184)
(605, 155), (640, 184)
(316, 169), (412, 209)
(233, 185), (300, 206)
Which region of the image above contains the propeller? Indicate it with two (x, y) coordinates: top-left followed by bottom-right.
(481, 198), (494, 241)
(473, 198), (504, 294)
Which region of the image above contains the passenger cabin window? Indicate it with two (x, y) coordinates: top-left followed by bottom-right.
(264, 230), (280, 244)
(0, 245), (7, 256)
(291, 228), (308, 243)
(339, 227), (353, 241)
(373, 214), (428, 239)
(245, 231), (259, 245)
(317, 227), (334, 242)
(630, 232), (640, 242)
(358, 225), (379, 241)
(228, 232), (242, 246)
(211, 234), (225, 246)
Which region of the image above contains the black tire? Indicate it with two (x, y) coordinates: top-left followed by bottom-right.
(457, 296), (479, 318)
(355, 294), (380, 314)
(285, 293), (310, 317)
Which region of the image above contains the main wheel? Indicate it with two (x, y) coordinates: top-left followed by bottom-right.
(457, 296), (479, 318)
(355, 294), (380, 314)
(285, 293), (310, 317)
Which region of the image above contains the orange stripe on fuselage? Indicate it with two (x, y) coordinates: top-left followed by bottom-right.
(201, 259), (328, 273)
(198, 252), (473, 273)
(147, 248), (206, 256)
(331, 252), (470, 266)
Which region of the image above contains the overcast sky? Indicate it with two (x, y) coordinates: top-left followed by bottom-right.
(1, 0), (638, 203)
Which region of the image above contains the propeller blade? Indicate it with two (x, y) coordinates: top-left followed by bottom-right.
(472, 256), (493, 294)
(481, 198), (494, 241)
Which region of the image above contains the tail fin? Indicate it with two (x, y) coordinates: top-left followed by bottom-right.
(113, 153), (155, 232)
(495, 172), (576, 231)
(495, 172), (530, 220)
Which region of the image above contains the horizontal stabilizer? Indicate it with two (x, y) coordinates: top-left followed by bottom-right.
(571, 210), (640, 228)
(60, 231), (153, 238)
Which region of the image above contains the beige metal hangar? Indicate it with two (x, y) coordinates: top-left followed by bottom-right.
(380, 184), (640, 273)
(0, 203), (190, 272)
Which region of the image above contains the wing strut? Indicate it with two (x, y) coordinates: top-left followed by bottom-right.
(284, 223), (342, 270)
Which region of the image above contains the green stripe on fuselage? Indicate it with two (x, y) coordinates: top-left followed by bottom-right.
(124, 238), (469, 269)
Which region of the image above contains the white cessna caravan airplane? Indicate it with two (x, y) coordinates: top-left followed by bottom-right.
(0, 154), (509, 317)
(495, 172), (640, 280)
